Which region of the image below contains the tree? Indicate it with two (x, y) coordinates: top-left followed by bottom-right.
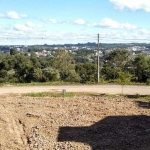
(38, 56), (51, 69)
(0, 69), (8, 82)
(145, 57), (150, 83)
(64, 70), (81, 82)
(118, 71), (132, 94)
(133, 54), (148, 82)
(10, 48), (18, 55)
(0, 54), (15, 71)
(30, 52), (41, 69)
(102, 49), (132, 80)
(14, 54), (34, 82)
(42, 67), (60, 82)
(75, 63), (97, 83)
(33, 68), (43, 82)
(7, 69), (16, 83)
(51, 49), (75, 80)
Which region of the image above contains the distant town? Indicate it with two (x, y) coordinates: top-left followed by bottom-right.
(0, 43), (150, 58)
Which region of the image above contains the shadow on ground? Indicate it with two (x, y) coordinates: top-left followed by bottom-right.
(135, 101), (150, 109)
(58, 115), (150, 150)
(126, 94), (150, 109)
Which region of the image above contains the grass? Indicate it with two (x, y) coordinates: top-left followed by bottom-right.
(0, 80), (149, 87)
(24, 91), (102, 98)
(24, 91), (150, 101)
(24, 92), (76, 98)
(0, 81), (82, 87)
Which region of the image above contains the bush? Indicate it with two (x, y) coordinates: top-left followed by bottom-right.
(42, 67), (60, 82)
(146, 79), (150, 85)
(64, 71), (81, 82)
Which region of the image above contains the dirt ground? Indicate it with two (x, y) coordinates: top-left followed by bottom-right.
(0, 92), (150, 150)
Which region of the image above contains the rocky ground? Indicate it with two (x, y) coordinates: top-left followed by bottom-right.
(0, 94), (150, 150)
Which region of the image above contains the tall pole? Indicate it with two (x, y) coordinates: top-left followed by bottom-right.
(97, 34), (100, 83)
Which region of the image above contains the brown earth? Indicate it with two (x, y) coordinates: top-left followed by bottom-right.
(0, 92), (150, 150)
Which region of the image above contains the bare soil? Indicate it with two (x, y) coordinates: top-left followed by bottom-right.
(0, 92), (150, 150)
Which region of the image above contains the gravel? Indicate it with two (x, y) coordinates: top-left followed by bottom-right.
(0, 94), (150, 150)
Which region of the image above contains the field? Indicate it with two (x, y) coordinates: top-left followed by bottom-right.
(0, 92), (150, 150)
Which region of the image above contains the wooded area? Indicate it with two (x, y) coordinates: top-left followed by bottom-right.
(0, 48), (150, 84)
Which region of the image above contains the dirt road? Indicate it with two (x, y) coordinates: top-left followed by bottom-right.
(0, 85), (150, 95)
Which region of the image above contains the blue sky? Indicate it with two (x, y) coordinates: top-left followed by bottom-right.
(0, 0), (150, 45)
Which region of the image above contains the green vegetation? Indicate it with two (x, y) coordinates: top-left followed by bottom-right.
(24, 92), (76, 97)
(0, 49), (150, 85)
(24, 91), (150, 102)
(118, 71), (132, 94)
(24, 91), (107, 97)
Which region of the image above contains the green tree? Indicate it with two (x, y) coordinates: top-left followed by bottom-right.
(33, 68), (43, 82)
(0, 69), (8, 83)
(51, 49), (75, 80)
(0, 54), (15, 71)
(75, 63), (97, 83)
(145, 57), (150, 83)
(14, 54), (34, 82)
(64, 70), (81, 82)
(42, 67), (60, 82)
(102, 49), (132, 80)
(133, 54), (148, 82)
(38, 56), (51, 69)
(7, 69), (16, 82)
(30, 52), (41, 69)
(118, 71), (132, 94)
(10, 48), (18, 55)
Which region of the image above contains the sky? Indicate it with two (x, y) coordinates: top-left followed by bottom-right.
(0, 0), (150, 45)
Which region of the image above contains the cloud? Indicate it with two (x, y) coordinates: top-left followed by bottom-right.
(92, 18), (120, 28)
(110, 0), (150, 12)
(1, 16), (150, 44)
(0, 26), (9, 30)
(0, 11), (28, 19)
(99, 29), (150, 43)
(91, 18), (137, 30)
(1, 28), (150, 45)
(13, 22), (43, 31)
(43, 18), (85, 25)
(13, 24), (30, 31)
(43, 18), (57, 23)
(49, 19), (57, 24)
(25, 22), (43, 28)
(73, 19), (86, 25)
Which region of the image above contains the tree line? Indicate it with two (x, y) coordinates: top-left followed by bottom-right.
(0, 48), (150, 84)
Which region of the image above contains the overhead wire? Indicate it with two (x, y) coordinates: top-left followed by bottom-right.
(0, 35), (149, 43)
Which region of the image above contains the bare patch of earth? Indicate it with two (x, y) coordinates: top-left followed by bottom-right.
(0, 94), (150, 150)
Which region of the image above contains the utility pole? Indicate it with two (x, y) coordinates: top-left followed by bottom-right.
(97, 34), (100, 83)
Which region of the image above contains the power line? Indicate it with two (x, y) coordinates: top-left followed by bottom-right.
(0, 37), (97, 40)
(0, 34), (150, 44)
(0, 37), (149, 41)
